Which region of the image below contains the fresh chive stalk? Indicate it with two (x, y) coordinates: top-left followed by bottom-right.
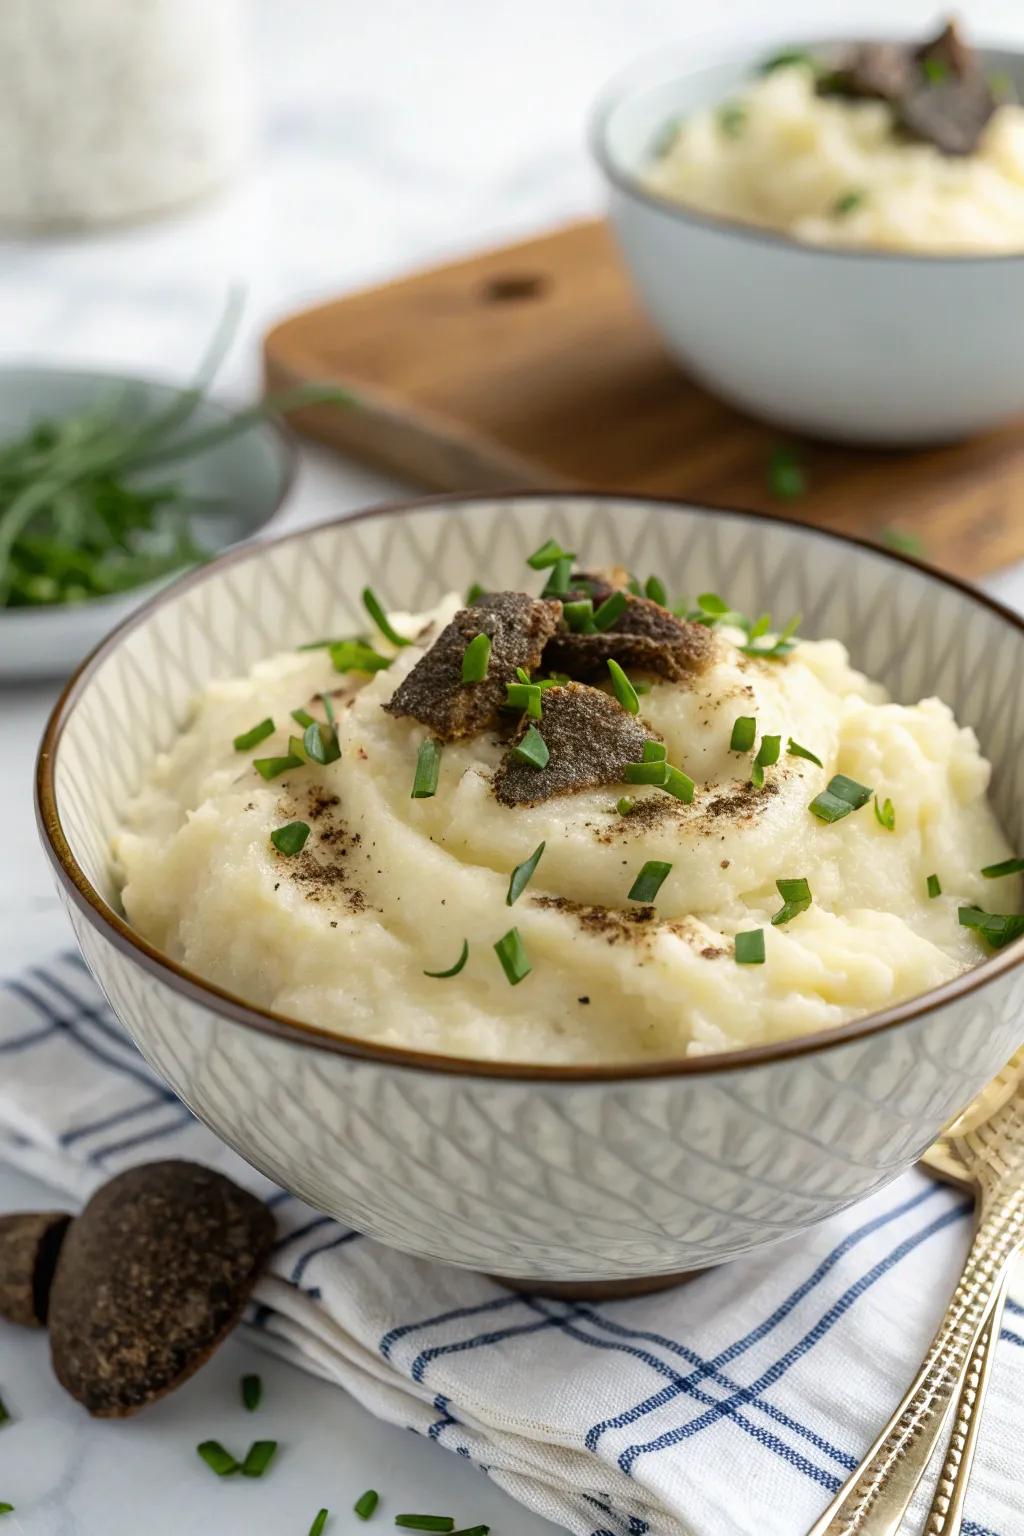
(253, 754), (303, 781)
(593, 590), (628, 631)
(787, 738), (822, 767)
(981, 857), (1024, 879)
(507, 843), (545, 905)
(423, 940), (470, 979)
(363, 587), (409, 647)
(412, 739), (442, 798)
(730, 716), (756, 753)
(394, 1519), (456, 1532)
(526, 538), (574, 570)
(270, 821), (310, 857)
(607, 658), (639, 714)
(809, 773), (872, 823)
(512, 725), (550, 769)
(354, 1489), (379, 1520)
(772, 877), (812, 926)
(241, 1440), (277, 1478)
(628, 860), (672, 904)
(873, 795), (895, 831)
(241, 1374), (262, 1412)
(309, 1510), (330, 1536)
(927, 874), (942, 899)
(494, 928), (531, 985)
(234, 718), (275, 752)
(197, 1441), (240, 1476)
(461, 632), (492, 683)
(734, 929), (765, 964)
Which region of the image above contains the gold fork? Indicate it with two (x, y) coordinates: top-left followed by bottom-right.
(806, 1054), (1024, 1536)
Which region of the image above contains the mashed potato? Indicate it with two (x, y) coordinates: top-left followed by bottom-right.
(644, 63), (1024, 253)
(114, 593), (1021, 1065)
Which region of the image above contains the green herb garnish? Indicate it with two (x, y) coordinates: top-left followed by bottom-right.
(241, 1440), (278, 1478)
(541, 556), (573, 597)
(291, 707), (316, 729)
(234, 718), (275, 752)
(330, 639), (391, 674)
(412, 739), (442, 798)
(303, 720), (340, 765)
(617, 796), (636, 815)
(718, 102), (747, 137)
(423, 940), (469, 978)
(759, 47), (815, 73)
(395, 1521), (455, 1533)
(242, 1374), (262, 1412)
(730, 716), (756, 753)
(982, 857), (1024, 879)
(739, 613), (801, 659)
(461, 632), (492, 683)
(354, 1490), (379, 1521)
(644, 575), (668, 605)
(624, 760), (667, 785)
(505, 681), (543, 719)
(772, 877), (812, 926)
(197, 1441), (240, 1476)
(508, 842), (545, 905)
(643, 740), (667, 761)
(734, 929), (765, 964)
(927, 873), (942, 899)
(593, 590), (628, 631)
(832, 190), (865, 217)
(922, 57), (950, 85)
(494, 928), (530, 986)
(663, 765), (695, 802)
(526, 538), (574, 570)
(787, 738), (822, 767)
(270, 820), (311, 856)
(607, 658), (639, 715)
(512, 725), (550, 770)
(363, 586), (409, 648)
(628, 860), (672, 903)
(309, 1510), (330, 1536)
(450, 1528), (490, 1536)
(767, 445), (806, 501)
(563, 598), (596, 632)
(809, 773), (872, 823)
(958, 906), (1024, 949)
(751, 734), (781, 788)
(873, 796), (895, 831)
(466, 581), (487, 604)
(0, 1504), (12, 1516)
(0, 1396), (7, 1427)
(253, 754), (303, 781)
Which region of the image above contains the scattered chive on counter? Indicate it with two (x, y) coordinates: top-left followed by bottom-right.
(982, 857), (1024, 879)
(494, 927), (531, 986)
(234, 718), (275, 752)
(787, 738), (822, 767)
(927, 874), (942, 898)
(461, 632), (492, 683)
(197, 1440), (240, 1477)
(512, 724), (550, 770)
(507, 842), (545, 905)
(394, 1516), (455, 1531)
(241, 1440), (277, 1478)
(363, 586), (410, 648)
(628, 860), (672, 904)
(423, 939), (470, 979)
(270, 821), (311, 857)
(354, 1489), (380, 1520)
(734, 929), (766, 964)
(411, 739), (442, 798)
(607, 657), (639, 714)
(0, 1504), (12, 1516)
(309, 1510), (330, 1536)
(772, 878), (813, 926)
(241, 1373), (261, 1412)
(730, 716), (756, 752)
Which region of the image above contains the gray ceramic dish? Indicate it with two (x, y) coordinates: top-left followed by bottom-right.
(0, 365), (296, 680)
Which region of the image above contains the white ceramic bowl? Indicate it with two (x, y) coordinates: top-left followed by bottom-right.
(591, 42), (1024, 446)
(35, 493), (1024, 1289)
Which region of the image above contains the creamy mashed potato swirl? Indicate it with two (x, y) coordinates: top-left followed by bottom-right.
(644, 64), (1024, 253)
(115, 595), (1020, 1064)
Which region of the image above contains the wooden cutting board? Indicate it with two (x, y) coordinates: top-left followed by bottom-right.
(263, 218), (1024, 578)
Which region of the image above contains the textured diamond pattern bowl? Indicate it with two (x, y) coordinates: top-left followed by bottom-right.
(35, 494), (1024, 1287)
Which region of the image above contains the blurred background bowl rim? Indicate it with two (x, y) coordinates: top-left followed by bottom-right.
(0, 361), (299, 625)
(34, 488), (1024, 1084)
(590, 33), (1024, 267)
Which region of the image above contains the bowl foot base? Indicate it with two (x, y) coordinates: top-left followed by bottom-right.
(486, 1267), (708, 1300)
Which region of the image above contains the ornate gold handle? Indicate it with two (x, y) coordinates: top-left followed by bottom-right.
(805, 1183), (1024, 1536)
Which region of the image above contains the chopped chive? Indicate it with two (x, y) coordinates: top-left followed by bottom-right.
(734, 929), (765, 964)
(787, 738), (822, 767)
(330, 639), (392, 674)
(234, 717), (275, 752)
(772, 877), (812, 926)
(241, 1374), (262, 1412)
(450, 1529), (490, 1536)
(662, 764), (695, 803)
(624, 760), (668, 785)
(298, 636), (358, 651)
(767, 445), (806, 501)
(197, 1441), (240, 1476)
(958, 906), (1024, 949)
(0, 1505), (12, 1516)
(643, 740), (668, 761)
(288, 733), (310, 762)
(832, 189), (865, 217)
(751, 733), (781, 788)
(593, 590), (629, 631)
(507, 842), (545, 905)
(563, 598), (596, 633)
(0, 1396), (8, 1426)
(291, 707), (316, 730)
(616, 796), (636, 815)
(505, 681), (543, 719)
(628, 860), (672, 903)
(644, 575), (668, 605)
(515, 666), (531, 683)
(740, 612), (801, 659)
(809, 773), (872, 822)
(760, 46), (815, 72)
(730, 716), (756, 753)
(309, 1511), (330, 1536)
(927, 873), (942, 899)
(319, 692), (336, 727)
(303, 721), (331, 765)
(270, 821), (310, 856)
(253, 754), (303, 780)
(718, 102), (746, 137)
(354, 1490), (379, 1521)
(466, 582), (487, 603)
(512, 724), (550, 770)
(607, 658), (639, 715)
(241, 1440), (277, 1478)
(526, 537), (574, 570)
(363, 586), (410, 647)
(394, 1521), (454, 1533)
(412, 739), (442, 798)
(423, 939), (469, 978)
(541, 556), (573, 597)
(494, 928), (531, 986)
(696, 592), (729, 616)
(461, 632), (492, 683)
(982, 857), (1024, 879)
(873, 795), (895, 831)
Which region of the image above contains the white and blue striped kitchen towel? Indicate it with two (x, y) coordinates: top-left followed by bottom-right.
(2, 951), (1023, 1536)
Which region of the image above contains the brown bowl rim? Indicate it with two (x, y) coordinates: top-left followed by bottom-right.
(35, 488), (1024, 1083)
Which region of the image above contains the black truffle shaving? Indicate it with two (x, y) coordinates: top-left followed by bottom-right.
(493, 682), (656, 806)
(384, 591), (561, 742)
(544, 593), (716, 683)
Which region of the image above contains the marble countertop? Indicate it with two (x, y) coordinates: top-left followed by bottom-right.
(6, 0), (1024, 1530)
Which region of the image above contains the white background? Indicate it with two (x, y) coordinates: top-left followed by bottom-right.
(4, 2), (1024, 1531)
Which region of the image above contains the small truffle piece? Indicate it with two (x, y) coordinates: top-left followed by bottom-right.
(493, 682), (656, 806)
(48, 1161), (274, 1417)
(384, 591), (561, 741)
(563, 566), (632, 604)
(545, 594), (716, 683)
(821, 41), (913, 101)
(0, 1210), (72, 1327)
(899, 74), (995, 156)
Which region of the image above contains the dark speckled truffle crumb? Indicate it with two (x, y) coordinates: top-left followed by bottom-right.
(493, 682), (655, 807)
(384, 591), (560, 741)
(544, 594), (716, 684)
